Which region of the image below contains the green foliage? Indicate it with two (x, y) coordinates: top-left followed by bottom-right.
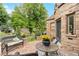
(27, 35), (36, 42)
(1, 25), (10, 33)
(20, 32), (27, 38)
(11, 9), (26, 35)
(0, 4), (11, 33)
(0, 32), (6, 37)
(11, 3), (48, 36)
(22, 3), (48, 34)
(0, 4), (9, 25)
(12, 13), (26, 29)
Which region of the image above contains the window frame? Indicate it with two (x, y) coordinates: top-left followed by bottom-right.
(66, 13), (75, 35)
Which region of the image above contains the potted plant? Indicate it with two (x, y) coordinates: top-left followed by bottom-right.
(41, 34), (50, 46)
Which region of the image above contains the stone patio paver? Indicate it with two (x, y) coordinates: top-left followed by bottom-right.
(8, 40), (41, 55)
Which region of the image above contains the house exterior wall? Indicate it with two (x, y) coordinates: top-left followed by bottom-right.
(47, 3), (79, 53)
(46, 19), (55, 39)
(56, 4), (79, 51)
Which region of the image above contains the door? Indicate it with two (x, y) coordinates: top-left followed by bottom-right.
(56, 19), (61, 42)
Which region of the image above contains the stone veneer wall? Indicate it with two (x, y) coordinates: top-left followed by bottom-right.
(47, 4), (79, 53)
(55, 3), (79, 52)
(46, 20), (51, 37)
(46, 19), (55, 39)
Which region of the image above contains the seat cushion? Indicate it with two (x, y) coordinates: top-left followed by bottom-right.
(7, 40), (23, 46)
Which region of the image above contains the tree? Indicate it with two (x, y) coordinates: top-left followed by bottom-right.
(22, 3), (48, 34)
(0, 4), (9, 26)
(0, 4), (11, 33)
(11, 9), (26, 35)
(11, 3), (48, 35)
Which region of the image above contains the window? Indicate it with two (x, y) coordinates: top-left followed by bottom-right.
(67, 14), (74, 35)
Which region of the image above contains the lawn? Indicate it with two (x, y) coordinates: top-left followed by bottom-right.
(0, 31), (13, 38)
(0, 31), (37, 43)
(0, 32), (6, 37)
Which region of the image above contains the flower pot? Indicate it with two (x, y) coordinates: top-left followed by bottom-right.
(42, 40), (50, 46)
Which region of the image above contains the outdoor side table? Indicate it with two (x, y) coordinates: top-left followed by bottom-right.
(36, 42), (59, 56)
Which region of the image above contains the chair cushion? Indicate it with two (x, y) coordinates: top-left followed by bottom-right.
(51, 39), (57, 44)
(7, 40), (23, 46)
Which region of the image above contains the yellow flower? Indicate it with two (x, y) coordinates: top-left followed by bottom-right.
(41, 35), (50, 40)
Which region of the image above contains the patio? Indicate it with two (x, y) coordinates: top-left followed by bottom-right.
(7, 40), (40, 55)
(1, 36), (79, 56)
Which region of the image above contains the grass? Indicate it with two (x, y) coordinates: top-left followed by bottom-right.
(0, 32), (6, 37)
(28, 39), (36, 44)
(0, 31), (13, 37)
(0, 31), (36, 43)
(25, 34), (36, 43)
(28, 37), (36, 42)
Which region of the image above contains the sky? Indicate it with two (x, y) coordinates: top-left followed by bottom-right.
(3, 3), (55, 17)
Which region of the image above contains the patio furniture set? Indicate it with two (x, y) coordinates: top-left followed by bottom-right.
(1, 35), (24, 55)
(0, 35), (60, 56)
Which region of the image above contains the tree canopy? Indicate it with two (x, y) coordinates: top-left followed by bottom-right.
(11, 3), (48, 35)
(0, 4), (9, 26)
